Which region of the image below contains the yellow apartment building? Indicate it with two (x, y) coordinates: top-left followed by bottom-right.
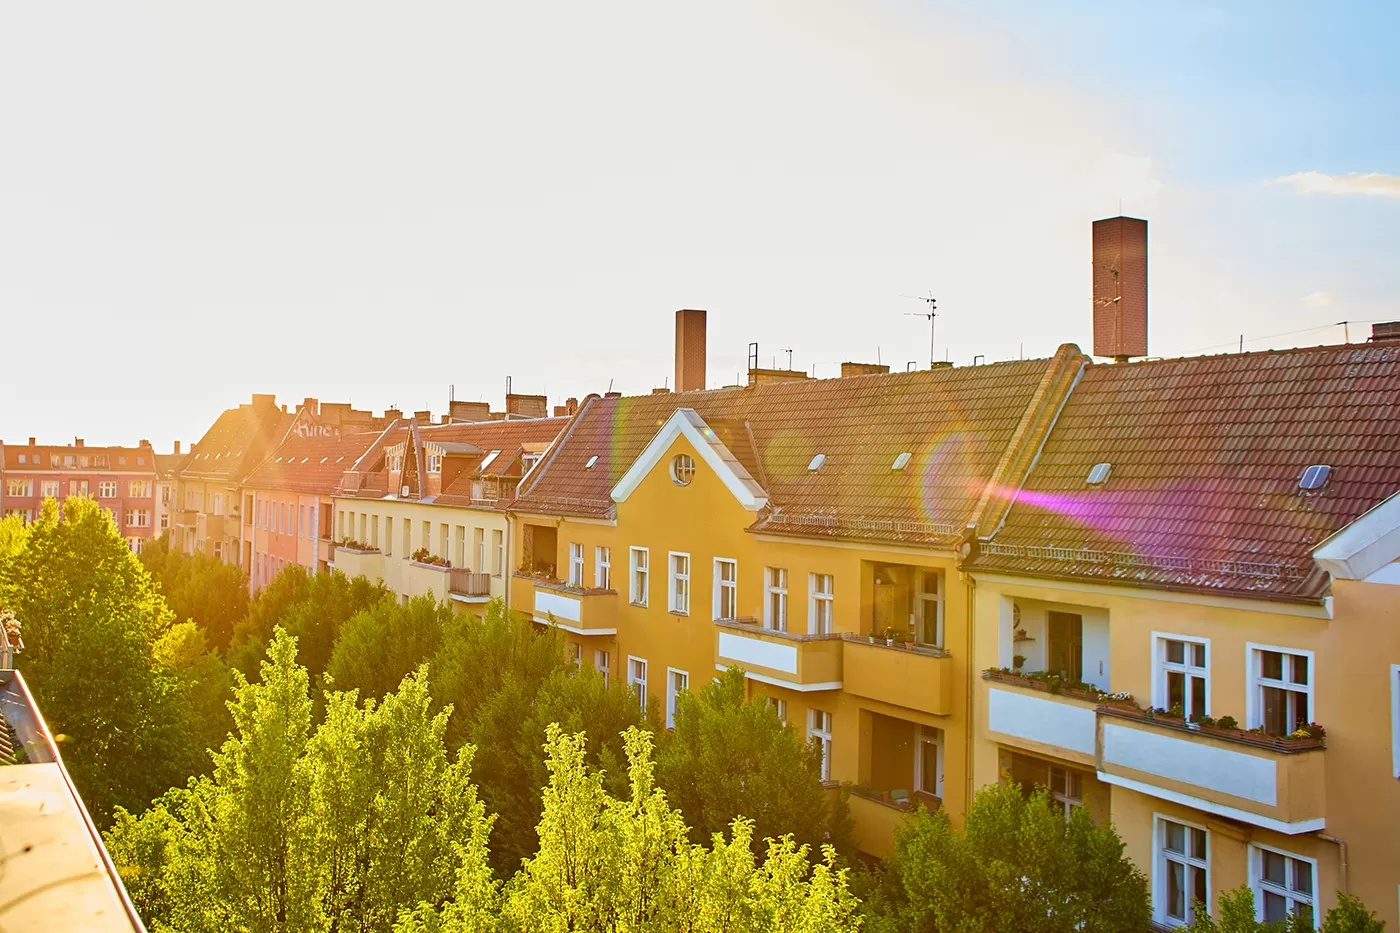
(332, 416), (567, 611)
(964, 343), (1400, 929)
(509, 346), (1087, 858)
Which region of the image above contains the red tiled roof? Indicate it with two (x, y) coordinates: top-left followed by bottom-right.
(968, 343), (1400, 601)
(178, 400), (294, 483)
(243, 431), (385, 496)
(514, 359), (1059, 545)
(2, 444), (156, 470)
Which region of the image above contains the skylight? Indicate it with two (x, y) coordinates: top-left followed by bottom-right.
(585, 455), (599, 470)
(891, 452), (912, 471)
(1086, 462), (1112, 485)
(479, 450), (502, 472)
(1299, 464), (1332, 491)
(807, 453), (826, 472)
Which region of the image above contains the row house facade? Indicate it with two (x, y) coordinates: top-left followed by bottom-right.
(506, 326), (1400, 929)
(331, 415), (569, 609)
(0, 437), (160, 551)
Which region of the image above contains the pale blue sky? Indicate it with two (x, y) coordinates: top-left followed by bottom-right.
(1, 1), (1396, 447)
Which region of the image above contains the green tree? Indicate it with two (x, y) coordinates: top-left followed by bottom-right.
(227, 564), (317, 677)
(655, 667), (851, 857)
(1182, 885), (1386, 933)
(142, 533), (250, 651)
(0, 499), (202, 822)
(868, 779), (1149, 933)
(326, 594), (450, 700)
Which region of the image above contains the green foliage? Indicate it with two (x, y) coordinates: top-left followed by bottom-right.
(655, 667), (851, 857)
(141, 533), (250, 651)
(1182, 884), (1386, 933)
(106, 629), (493, 933)
(327, 594), (451, 700)
(0, 499), (204, 822)
(866, 779), (1149, 933)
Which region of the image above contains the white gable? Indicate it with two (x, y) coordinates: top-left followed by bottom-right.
(1314, 490), (1400, 582)
(611, 408), (768, 511)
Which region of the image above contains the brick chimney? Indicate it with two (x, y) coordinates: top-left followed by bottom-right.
(301, 397), (320, 416)
(251, 393), (277, 408)
(74, 438), (84, 447)
(28, 437), (35, 446)
(505, 394), (548, 418)
(1092, 216), (1148, 361)
(1370, 322), (1400, 344)
(840, 361), (890, 378)
(173, 440), (181, 454)
(413, 410), (433, 424)
(449, 400), (491, 423)
(675, 309), (706, 392)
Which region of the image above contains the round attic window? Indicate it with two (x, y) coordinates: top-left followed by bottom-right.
(670, 453), (695, 486)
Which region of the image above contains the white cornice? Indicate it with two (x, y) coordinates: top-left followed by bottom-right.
(611, 409), (768, 511)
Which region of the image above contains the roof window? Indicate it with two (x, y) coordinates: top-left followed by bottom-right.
(479, 450), (501, 472)
(585, 455), (599, 470)
(1299, 464), (1332, 491)
(807, 453), (826, 472)
(1086, 462), (1112, 485)
(891, 452), (912, 471)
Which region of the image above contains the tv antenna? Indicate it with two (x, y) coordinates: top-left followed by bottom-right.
(902, 293), (937, 368)
(782, 347), (794, 370)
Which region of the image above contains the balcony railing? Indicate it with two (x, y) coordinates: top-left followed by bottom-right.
(713, 619), (844, 690)
(449, 569), (491, 598)
(842, 636), (953, 716)
(1095, 705), (1325, 834)
(981, 669), (1102, 767)
(513, 573), (616, 634)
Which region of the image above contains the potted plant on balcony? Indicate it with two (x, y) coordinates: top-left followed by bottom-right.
(882, 627), (896, 647)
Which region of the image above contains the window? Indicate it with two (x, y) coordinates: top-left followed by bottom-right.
(5, 479), (32, 497)
(213, 493), (223, 516)
(128, 536), (144, 554)
(764, 568), (788, 631)
(455, 525), (466, 567)
(70, 480), (88, 497)
(16, 454), (24, 464)
(1156, 635), (1210, 721)
(1252, 844), (1315, 927)
(1248, 645), (1313, 736)
(426, 451), (441, 473)
(808, 709), (833, 781)
(492, 529), (504, 575)
(1156, 817), (1209, 927)
(669, 552), (690, 614)
(916, 725), (944, 799)
(666, 669), (689, 728)
(767, 696), (787, 724)
(129, 480), (151, 497)
(595, 546), (611, 590)
(628, 657), (648, 713)
(570, 642), (583, 669)
(99, 481), (118, 498)
(474, 527), (485, 571)
(630, 547), (649, 605)
(1047, 765), (1082, 817)
(670, 453), (695, 486)
(282, 503), (289, 534)
(809, 573), (834, 635)
(569, 542), (585, 587)
(714, 559), (737, 620)
(41, 480), (58, 498)
(916, 569), (944, 646)
(299, 506), (306, 538)
(160, 512), (169, 530)
(594, 650), (610, 687)
(127, 508), (150, 528)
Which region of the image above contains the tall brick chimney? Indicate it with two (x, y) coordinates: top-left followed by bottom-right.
(675, 309), (706, 393)
(1092, 216), (1148, 361)
(173, 440), (181, 454)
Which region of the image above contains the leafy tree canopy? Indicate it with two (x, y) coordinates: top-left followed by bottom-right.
(141, 533), (250, 651)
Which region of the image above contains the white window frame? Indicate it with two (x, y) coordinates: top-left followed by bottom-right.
(630, 547), (649, 606)
(129, 480), (151, 498)
(915, 724), (944, 799)
(99, 481), (118, 499)
(41, 480), (59, 498)
(1152, 632), (1211, 720)
(594, 649), (610, 688)
(1246, 642), (1315, 735)
(6, 479), (32, 498)
(809, 573), (834, 635)
(570, 642), (583, 669)
(1153, 813), (1210, 928)
(595, 546), (611, 590)
(713, 558), (737, 620)
(764, 567), (788, 632)
(666, 668), (689, 729)
(1046, 763), (1082, 818)
(767, 696), (787, 725)
(668, 551), (690, 614)
(627, 656), (648, 713)
(426, 451), (442, 473)
(808, 709), (833, 781)
(1250, 842), (1318, 929)
(1391, 663), (1400, 779)
(568, 542), (585, 587)
(474, 527), (485, 572)
(492, 529), (504, 576)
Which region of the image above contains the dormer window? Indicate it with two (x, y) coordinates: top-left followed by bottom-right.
(1086, 462), (1112, 485)
(426, 452), (442, 474)
(479, 450), (502, 473)
(388, 454), (403, 473)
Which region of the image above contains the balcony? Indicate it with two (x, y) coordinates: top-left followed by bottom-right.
(981, 669), (1102, 768)
(333, 545), (384, 581)
(449, 569), (492, 603)
(173, 508), (198, 528)
(1095, 705), (1326, 834)
(514, 573), (616, 635)
(842, 637), (953, 715)
(713, 620), (843, 691)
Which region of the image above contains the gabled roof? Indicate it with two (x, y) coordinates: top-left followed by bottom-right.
(513, 355), (1066, 545)
(177, 399), (293, 483)
(967, 342), (1400, 601)
(611, 408), (768, 511)
(243, 431), (383, 496)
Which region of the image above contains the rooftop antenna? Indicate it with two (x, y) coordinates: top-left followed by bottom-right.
(449, 384), (455, 402)
(747, 342), (759, 372)
(782, 347), (794, 370)
(506, 375), (512, 397)
(902, 293), (937, 368)
(877, 346), (882, 365)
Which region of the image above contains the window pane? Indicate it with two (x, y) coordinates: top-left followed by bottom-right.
(1066, 770), (1083, 799)
(1190, 866), (1207, 913)
(1260, 650), (1283, 680)
(1263, 891), (1288, 925)
(1190, 676), (1207, 721)
(1167, 671), (1185, 709)
(1262, 687), (1287, 736)
(1191, 643), (1206, 667)
(1290, 858), (1312, 896)
(1296, 903), (1314, 927)
(1167, 862), (1185, 919)
(1290, 655), (1309, 686)
(1263, 850), (1287, 886)
(1189, 828), (1206, 860)
(1167, 640), (1184, 664)
(1165, 822), (1185, 854)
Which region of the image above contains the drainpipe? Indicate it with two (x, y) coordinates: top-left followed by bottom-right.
(503, 514), (512, 614)
(1317, 833), (1348, 895)
(964, 573), (976, 817)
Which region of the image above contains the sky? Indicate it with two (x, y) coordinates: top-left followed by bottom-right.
(1, 1), (1397, 448)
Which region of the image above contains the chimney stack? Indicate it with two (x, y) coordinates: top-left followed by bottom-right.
(449, 400), (491, 423)
(75, 438), (84, 448)
(301, 397), (320, 416)
(28, 437), (35, 446)
(1092, 216), (1148, 361)
(1370, 322), (1400, 344)
(505, 394), (548, 418)
(173, 440), (181, 455)
(840, 361), (890, 378)
(675, 309), (707, 392)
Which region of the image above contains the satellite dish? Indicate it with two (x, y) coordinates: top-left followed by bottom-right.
(401, 485), (411, 497)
